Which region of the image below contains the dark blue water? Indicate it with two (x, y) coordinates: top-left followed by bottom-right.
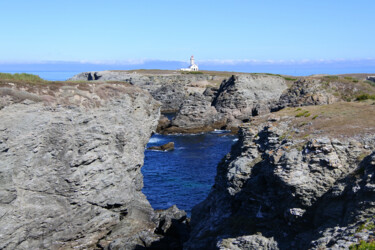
(142, 131), (237, 215)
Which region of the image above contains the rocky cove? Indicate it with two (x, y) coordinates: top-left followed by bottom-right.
(1, 70), (375, 249)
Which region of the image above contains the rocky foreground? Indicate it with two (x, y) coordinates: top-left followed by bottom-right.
(186, 102), (375, 249)
(0, 81), (188, 249)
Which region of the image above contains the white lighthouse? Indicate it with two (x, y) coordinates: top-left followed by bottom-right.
(180, 55), (199, 71)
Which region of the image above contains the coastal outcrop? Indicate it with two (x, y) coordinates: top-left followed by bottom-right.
(186, 102), (375, 249)
(0, 81), (187, 249)
(272, 79), (338, 111)
(213, 75), (287, 127)
(164, 92), (226, 134)
(69, 70), (225, 112)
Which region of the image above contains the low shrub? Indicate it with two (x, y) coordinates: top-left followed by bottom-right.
(356, 94), (375, 101)
(0, 73), (45, 82)
(296, 110), (310, 117)
(349, 240), (375, 250)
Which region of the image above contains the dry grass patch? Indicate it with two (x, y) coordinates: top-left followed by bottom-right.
(253, 102), (375, 139)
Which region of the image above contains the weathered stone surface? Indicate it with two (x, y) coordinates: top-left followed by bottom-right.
(70, 71), (223, 112)
(367, 76), (375, 82)
(186, 119), (375, 249)
(213, 75), (287, 127)
(165, 92), (226, 133)
(148, 142), (175, 151)
(0, 81), (180, 249)
(150, 84), (186, 112)
(217, 235), (279, 250)
(156, 114), (171, 133)
(272, 79), (338, 111)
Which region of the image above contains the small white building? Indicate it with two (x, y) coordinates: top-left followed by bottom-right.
(180, 55), (199, 71)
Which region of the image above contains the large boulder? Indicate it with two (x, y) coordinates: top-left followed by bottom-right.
(213, 75), (287, 127)
(272, 79), (338, 111)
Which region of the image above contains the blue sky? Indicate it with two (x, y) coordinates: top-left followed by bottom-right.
(0, 0), (374, 74)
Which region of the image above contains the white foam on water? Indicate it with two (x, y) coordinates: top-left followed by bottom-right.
(148, 137), (164, 144)
(233, 138), (239, 142)
(212, 129), (231, 134)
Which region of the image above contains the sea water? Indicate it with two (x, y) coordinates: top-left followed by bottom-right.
(142, 132), (237, 215)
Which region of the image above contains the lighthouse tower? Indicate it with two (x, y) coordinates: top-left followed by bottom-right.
(180, 55), (199, 71)
(190, 55), (195, 67)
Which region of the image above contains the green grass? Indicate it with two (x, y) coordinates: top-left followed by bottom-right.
(365, 80), (375, 87)
(283, 77), (297, 81)
(296, 110), (310, 117)
(349, 240), (375, 250)
(312, 115), (319, 120)
(324, 75), (339, 80)
(0, 73), (45, 83)
(356, 93), (375, 101)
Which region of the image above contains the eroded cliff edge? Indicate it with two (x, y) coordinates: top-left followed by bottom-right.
(0, 81), (187, 249)
(185, 101), (375, 249)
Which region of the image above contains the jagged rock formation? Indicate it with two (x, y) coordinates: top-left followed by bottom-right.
(272, 79), (338, 111)
(0, 81), (187, 249)
(212, 75), (287, 127)
(164, 92), (226, 134)
(69, 71), (224, 112)
(162, 75), (287, 133)
(186, 103), (375, 249)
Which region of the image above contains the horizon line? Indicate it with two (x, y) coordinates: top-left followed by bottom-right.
(0, 58), (375, 66)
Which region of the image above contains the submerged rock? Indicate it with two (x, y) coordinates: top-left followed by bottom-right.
(148, 142), (175, 151)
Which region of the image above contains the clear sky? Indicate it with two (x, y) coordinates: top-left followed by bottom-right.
(0, 0), (374, 72)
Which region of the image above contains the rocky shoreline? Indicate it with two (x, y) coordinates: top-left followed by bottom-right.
(1, 71), (375, 249)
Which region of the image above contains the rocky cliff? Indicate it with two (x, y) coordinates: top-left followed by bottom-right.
(213, 75), (287, 127)
(186, 102), (375, 249)
(69, 70), (225, 112)
(0, 81), (188, 249)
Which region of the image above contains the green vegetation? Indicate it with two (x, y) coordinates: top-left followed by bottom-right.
(344, 76), (359, 83)
(324, 75), (339, 80)
(356, 94), (375, 101)
(356, 219), (375, 233)
(349, 240), (375, 250)
(296, 110), (310, 117)
(312, 115), (319, 120)
(283, 77), (297, 81)
(365, 80), (375, 87)
(0, 73), (45, 83)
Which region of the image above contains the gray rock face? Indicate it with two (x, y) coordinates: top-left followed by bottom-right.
(217, 235), (279, 250)
(150, 84), (186, 112)
(273, 79), (338, 111)
(186, 121), (375, 249)
(167, 92), (226, 133)
(213, 75), (287, 127)
(0, 82), (178, 249)
(367, 76), (375, 82)
(69, 71), (221, 112)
